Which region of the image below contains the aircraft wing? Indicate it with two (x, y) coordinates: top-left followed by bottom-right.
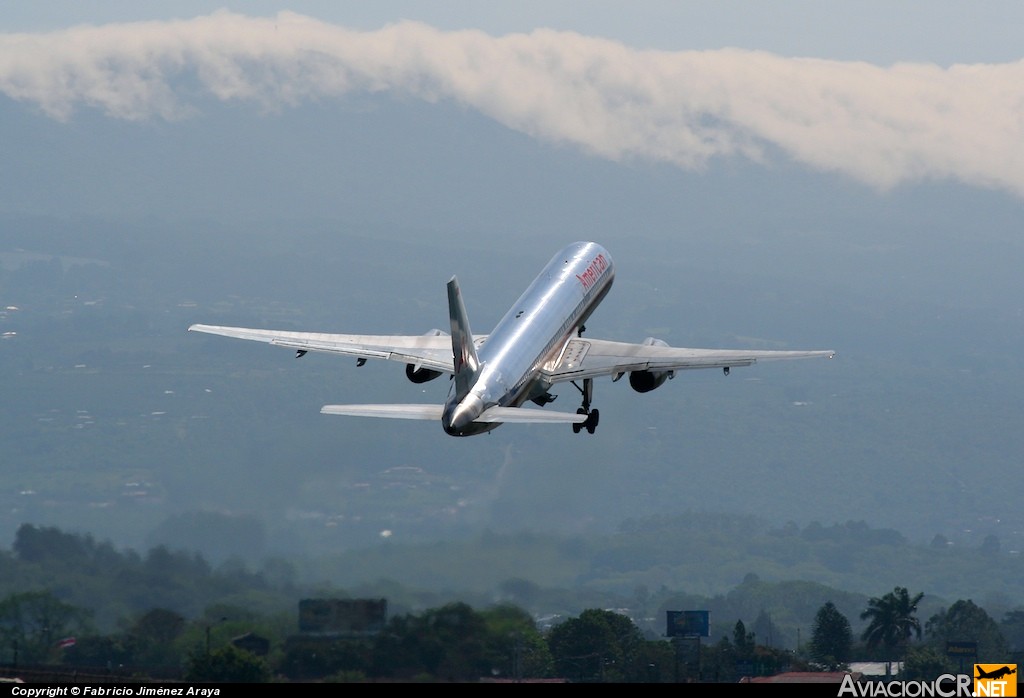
(188, 324), (464, 374)
(544, 338), (835, 383)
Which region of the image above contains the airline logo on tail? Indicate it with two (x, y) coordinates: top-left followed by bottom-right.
(975, 664), (1018, 697)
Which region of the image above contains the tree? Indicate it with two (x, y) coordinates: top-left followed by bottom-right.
(125, 608), (187, 670)
(185, 644), (269, 683)
(61, 635), (133, 671)
(479, 604), (553, 679)
(901, 645), (954, 681)
(924, 600), (1008, 663)
(861, 586), (925, 676)
(702, 635), (738, 683)
(12, 525), (89, 563)
(546, 609), (644, 682)
(733, 619), (755, 659)
(1000, 610), (1024, 653)
(0, 590), (92, 664)
(810, 601), (853, 669)
(279, 636), (372, 681)
(370, 602), (494, 681)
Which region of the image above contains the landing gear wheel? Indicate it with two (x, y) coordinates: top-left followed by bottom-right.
(573, 407), (586, 434)
(571, 378), (598, 434)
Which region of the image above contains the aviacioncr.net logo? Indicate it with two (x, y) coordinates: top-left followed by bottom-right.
(838, 674), (972, 697)
(974, 664), (1017, 697)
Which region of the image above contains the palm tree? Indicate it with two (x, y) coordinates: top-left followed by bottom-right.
(860, 586), (925, 677)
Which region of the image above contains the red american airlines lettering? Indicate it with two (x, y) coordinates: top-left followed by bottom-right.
(576, 253), (609, 291)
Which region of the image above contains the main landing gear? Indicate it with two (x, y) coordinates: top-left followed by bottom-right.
(571, 377), (600, 434)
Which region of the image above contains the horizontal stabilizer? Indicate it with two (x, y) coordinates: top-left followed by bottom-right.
(475, 406), (588, 424)
(320, 403), (588, 425)
(321, 404), (445, 420)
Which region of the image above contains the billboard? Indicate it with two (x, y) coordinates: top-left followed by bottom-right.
(667, 610), (710, 638)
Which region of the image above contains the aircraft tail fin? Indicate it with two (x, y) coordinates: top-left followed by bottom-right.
(447, 276), (480, 400)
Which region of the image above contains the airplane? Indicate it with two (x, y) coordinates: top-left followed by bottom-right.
(189, 241), (834, 436)
(975, 666), (1016, 680)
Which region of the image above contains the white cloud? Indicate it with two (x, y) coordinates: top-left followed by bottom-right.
(2, 11), (1022, 195)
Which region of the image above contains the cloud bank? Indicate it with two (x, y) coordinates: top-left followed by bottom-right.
(2, 11), (1022, 195)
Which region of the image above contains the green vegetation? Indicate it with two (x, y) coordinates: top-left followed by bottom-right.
(860, 586), (925, 673)
(810, 601), (853, 669)
(923, 599), (1008, 661)
(3, 219), (1023, 681)
(0, 523), (1020, 682)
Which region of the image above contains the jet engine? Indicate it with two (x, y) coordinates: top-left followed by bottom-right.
(406, 364), (442, 383)
(628, 337), (675, 393)
(405, 328), (447, 383)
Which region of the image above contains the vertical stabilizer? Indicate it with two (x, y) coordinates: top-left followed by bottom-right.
(447, 276), (480, 400)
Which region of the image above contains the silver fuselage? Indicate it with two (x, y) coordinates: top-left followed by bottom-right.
(441, 241), (615, 435)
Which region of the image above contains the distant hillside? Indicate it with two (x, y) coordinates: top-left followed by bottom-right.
(3, 213), (1023, 563)
(3, 519), (1021, 653)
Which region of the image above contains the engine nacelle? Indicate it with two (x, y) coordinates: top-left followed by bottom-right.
(629, 337), (674, 393)
(405, 328), (448, 384)
(406, 364), (442, 383)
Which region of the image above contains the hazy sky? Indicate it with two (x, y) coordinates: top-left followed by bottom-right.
(3, 3), (1024, 557)
(2, 3), (1023, 198)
